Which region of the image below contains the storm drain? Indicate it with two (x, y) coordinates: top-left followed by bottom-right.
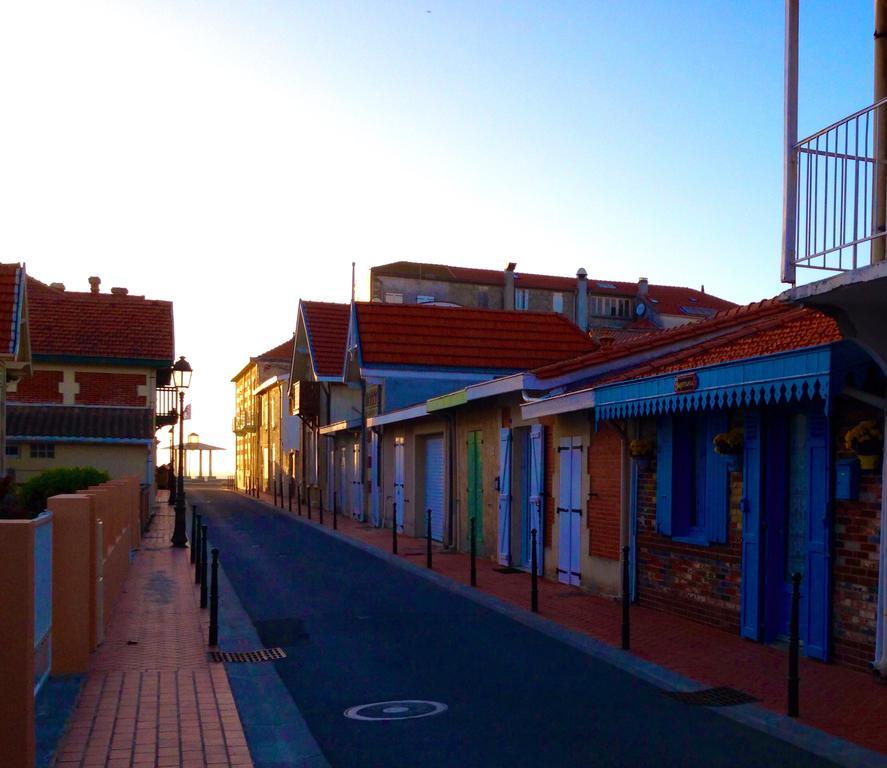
(209, 648), (286, 664)
(666, 687), (760, 707)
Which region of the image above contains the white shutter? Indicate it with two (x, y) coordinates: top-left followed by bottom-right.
(557, 437), (572, 584)
(529, 425), (544, 574)
(497, 428), (513, 565)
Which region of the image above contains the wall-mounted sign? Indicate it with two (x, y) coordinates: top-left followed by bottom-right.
(365, 385), (380, 418)
(674, 372), (699, 393)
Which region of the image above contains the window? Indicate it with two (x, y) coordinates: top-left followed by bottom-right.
(515, 288), (529, 310)
(590, 296), (631, 318)
(552, 292), (564, 313)
(417, 295), (435, 304)
(30, 444), (55, 459)
(384, 292), (404, 304)
(5, 445), (19, 458)
(656, 412), (729, 544)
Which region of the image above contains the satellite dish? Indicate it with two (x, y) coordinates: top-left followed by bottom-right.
(636, 303), (646, 317)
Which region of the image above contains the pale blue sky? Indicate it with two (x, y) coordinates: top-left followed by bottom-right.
(0, 1), (875, 472)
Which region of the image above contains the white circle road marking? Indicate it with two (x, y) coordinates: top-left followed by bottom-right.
(343, 700), (448, 721)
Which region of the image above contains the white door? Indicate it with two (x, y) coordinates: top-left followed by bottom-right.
(528, 425), (545, 574)
(370, 431), (381, 527)
(497, 428), (513, 565)
(338, 446), (348, 515)
(557, 436), (583, 586)
(351, 442), (363, 521)
(424, 436), (445, 541)
(394, 437), (405, 531)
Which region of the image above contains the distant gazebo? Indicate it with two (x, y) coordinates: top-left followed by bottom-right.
(183, 432), (225, 479)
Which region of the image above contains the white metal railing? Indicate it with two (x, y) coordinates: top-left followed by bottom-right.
(784, 97), (887, 279)
(33, 511), (52, 695)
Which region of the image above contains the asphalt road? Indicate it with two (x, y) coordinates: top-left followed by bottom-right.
(193, 488), (837, 768)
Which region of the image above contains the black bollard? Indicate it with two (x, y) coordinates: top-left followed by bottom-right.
(392, 501), (398, 554)
(319, 489), (325, 526)
(333, 492), (338, 530)
(288, 478), (293, 513)
(194, 514), (202, 584)
(190, 505), (198, 564)
(209, 549), (219, 646)
(426, 508), (432, 570)
(297, 484), (302, 517)
(306, 484), (312, 520)
(621, 545), (630, 650)
(470, 516), (477, 587)
(200, 524), (209, 608)
(531, 528), (538, 613)
(788, 572), (801, 717)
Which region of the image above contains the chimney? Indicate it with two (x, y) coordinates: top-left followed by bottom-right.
(575, 268), (588, 331)
(638, 277), (649, 296)
(598, 333), (615, 349)
(701, 284), (705, 294)
(504, 262), (517, 310)
(111, 287), (129, 296)
(88, 276), (101, 294)
(49, 282), (65, 291)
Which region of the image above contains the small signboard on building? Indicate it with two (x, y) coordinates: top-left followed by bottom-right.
(674, 372), (699, 393)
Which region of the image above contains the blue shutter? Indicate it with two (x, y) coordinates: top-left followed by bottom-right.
(740, 409), (763, 641)
(705, 411), (730, 544)
(656, 417), (673, 536)
(804, 411), (831, 660)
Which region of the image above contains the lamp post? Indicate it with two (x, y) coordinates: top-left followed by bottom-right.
(171, 356), (193, 548)
(168, 425), (177, 506)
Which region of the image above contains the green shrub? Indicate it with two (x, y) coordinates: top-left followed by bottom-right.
(19, 467), (111, 516)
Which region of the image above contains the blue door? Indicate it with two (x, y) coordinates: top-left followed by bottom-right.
(424, 435), (445, 541)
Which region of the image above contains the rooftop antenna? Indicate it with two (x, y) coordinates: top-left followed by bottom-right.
(351, 261), (356, 302)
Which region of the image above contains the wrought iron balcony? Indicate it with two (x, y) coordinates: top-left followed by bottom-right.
(783, 98), (887, 282)
(232, 411), (257, 434)
(155, 386), (178, 428)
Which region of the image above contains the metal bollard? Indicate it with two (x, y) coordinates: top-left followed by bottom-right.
(190, 505), (198, 564)
(209, 549), (220, 646)
(788, 572), (801, 717)
(470, 516), (477, 587)
(392, 501), (398, 554)
(200, 525), (209, 609)
(531, 528), (538, 613)
(426, 508), (432, 569)
(297, 484), (302, 517)
(333, 492), (338, 530)
(288, 478), (293, 513)
(319, 489), (325, 526)
(621, 545), (630, 650)
(306, 483), (312, 520)
(194, 514), (202, 584)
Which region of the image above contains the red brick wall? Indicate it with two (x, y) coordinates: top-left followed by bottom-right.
(635, 461), (744, 633)
(75, 372), (147, 406)
(587, 423), (621, 560)
(832, 402), (882, 671)
(9, 370), (63, 403)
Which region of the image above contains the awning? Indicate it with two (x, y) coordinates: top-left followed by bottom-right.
(319, 417), (361, 435)
(594, 346), (831, 423)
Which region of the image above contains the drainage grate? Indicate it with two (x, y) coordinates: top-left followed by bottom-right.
(666, 687), (760, 707)
(493, 567), (525, 574)
(209, 648), (286, 664)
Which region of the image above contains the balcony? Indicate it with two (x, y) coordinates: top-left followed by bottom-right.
(290, 380), (320, 420)
(783, 98), (887, 283)
(232, 411), (257, 434)
(155, 386), (178, 428)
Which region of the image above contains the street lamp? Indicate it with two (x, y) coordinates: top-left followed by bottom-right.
(171, 355), (193, 548)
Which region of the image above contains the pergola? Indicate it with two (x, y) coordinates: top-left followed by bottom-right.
(182, 439), (225, 479)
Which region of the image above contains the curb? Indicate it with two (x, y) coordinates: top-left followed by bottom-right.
(235, 489), (887, 768)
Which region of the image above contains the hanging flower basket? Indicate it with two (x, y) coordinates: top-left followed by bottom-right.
(629, 439), (655, 470)
(713, 428), (744, 456)
(844, 420), (883, 470)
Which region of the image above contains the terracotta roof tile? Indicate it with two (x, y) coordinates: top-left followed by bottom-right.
(257, 338), (294, 363)
(0, 264), (24, 356)
(27, 278), (174, 364)
(7, 405), (154, 440)
(356, 302), (595, 370)
(301, 301), (350, 378)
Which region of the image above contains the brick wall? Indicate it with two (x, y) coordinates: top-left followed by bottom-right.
(831, 401), (882, 671)
(635, 461), (744, 632)
(10, 370), (63, 403)
(76, 372), (147, 406)
(587, 423), (621, 560)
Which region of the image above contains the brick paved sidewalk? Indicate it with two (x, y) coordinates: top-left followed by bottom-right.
(256, 489), (887, 756)
(54, 497), (253, 768)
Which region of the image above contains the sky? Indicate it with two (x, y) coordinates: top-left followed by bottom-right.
(0, 1), (876, 475)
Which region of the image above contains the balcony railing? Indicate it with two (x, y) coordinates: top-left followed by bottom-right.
(784, 97), (887, 281)
(155, 386), (178, 428)
(232, 411), (257, 434)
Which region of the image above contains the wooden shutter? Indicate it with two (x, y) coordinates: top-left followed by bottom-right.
(740, 409), (763, 641)
(656, 416), (673, 536)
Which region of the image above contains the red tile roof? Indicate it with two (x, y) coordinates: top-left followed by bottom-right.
(257, 338), (294, 363)
(7, 405), (153, 440)
(370, 261), (735, 316)
(355, 302), (596, 370)
(0, 264), (24, 356)
(597, 306), (841, 386)
(27, 278), (174, 364)
(533, 298), (795, 380)
(300, 301), (350, 378)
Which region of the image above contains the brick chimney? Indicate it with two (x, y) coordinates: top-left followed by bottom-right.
(110, 287), (129, 296)
(638, 276), (649, 296)
(504, 262), (517, 310)
(575, 268), (588, 331)
(88, 276), (101, 294)
(49, 282), (65, 291)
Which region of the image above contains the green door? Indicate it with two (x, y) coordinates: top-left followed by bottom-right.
(467, 430), (483, 544)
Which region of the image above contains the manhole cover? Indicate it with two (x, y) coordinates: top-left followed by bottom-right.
(666, 687), (760, 707)
(344, 700), (447, 721)
(209, 647), (286, 663)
